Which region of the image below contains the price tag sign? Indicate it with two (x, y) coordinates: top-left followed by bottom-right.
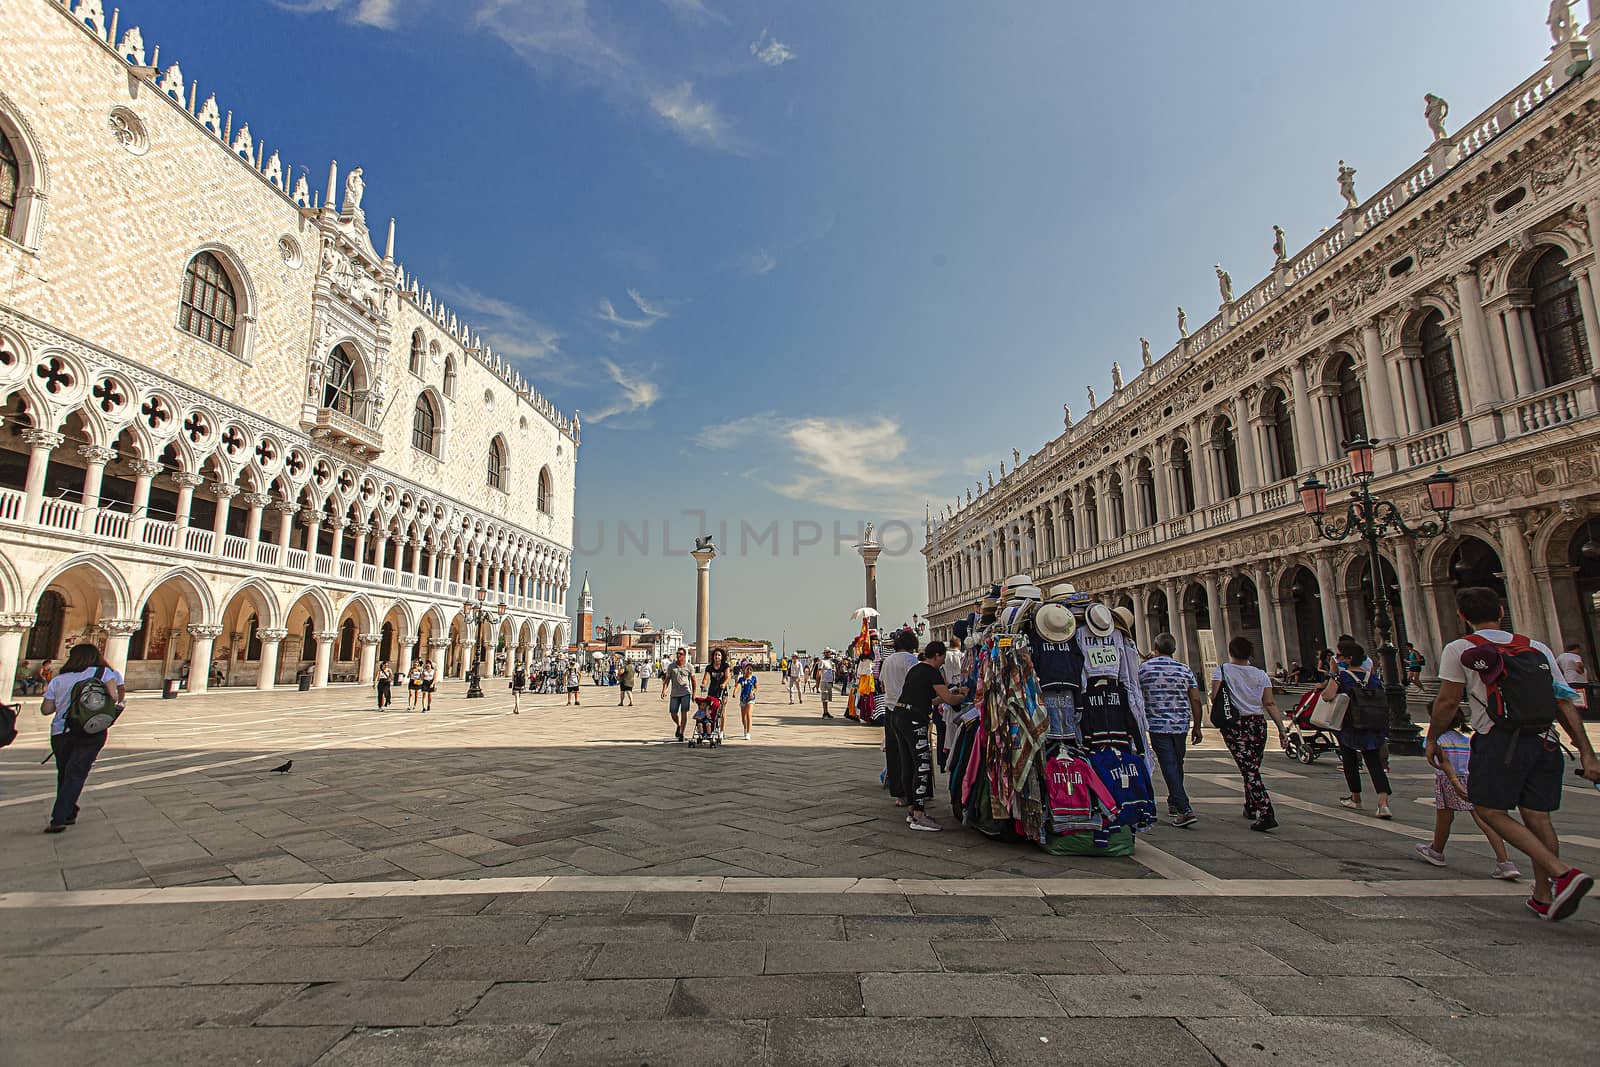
(1086, 645), (1120, 670)
(996, 637), (1014, 649)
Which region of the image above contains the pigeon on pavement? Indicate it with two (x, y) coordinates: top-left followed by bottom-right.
(269, 760), (293, 774)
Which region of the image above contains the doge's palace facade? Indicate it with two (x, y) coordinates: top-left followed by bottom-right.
(0, 0), (576, 691)
(926, 5), (1600, 681)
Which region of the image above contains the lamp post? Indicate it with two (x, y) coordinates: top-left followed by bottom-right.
(462, 589), (507, 699)
(1298, 437), (1456, 754)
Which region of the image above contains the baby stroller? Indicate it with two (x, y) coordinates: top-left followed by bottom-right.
(689, 696), (723, 748)
(1282, 688), (1340, 764)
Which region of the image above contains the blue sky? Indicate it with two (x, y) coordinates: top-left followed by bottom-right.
(140, 0), (1547, 651)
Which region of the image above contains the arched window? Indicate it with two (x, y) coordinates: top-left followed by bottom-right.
(1264, 389), (1297, 480)
(1212, 419), (1241, 498)
(486, 436), (506, 490)
(1107, 473), (1126, 537)
(443, 356), (457, 400)
(128, 604), (152, 661)
(1082, 485), (1099, 547)
(179, 252), (238, 350)
(338, 618), (356, 661)
(1170, 439), (1195, 513)
(244, 613), (262, 661)
(0, 131), (18, 241)
(408, 331), (425, 376)
(1531, 247), (1592, 386)
(1135, 458), (1158, 526)
(1333, 355), (1367, 444)
(300, 616), (314, 657)
(323, 344), (358, 415)
(1419, 310), (1462, 426)
(26, 590), (65, 660)
(537, 467), (552, 514)
(412, 393), (438, 456)
(1061, 501), (1077, 554)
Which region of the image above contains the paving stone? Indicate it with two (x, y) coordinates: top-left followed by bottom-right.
(908, 895), (1053, 915)
(993, 917), (1156, 942)
(1266, 942), (1480, 976)
(66, 983), (304, 1029)
(1097, 941), (1297, 975)
(625, 891), (770, 914)
(212, 919), (394, 947)
(1429, 941), (1597, 975)
(0, 989), (114, 1031)
(770, 892), (913, 915)
(767, 1017), (990, 1067)
(586, 941), (765, 979)
(689, 913), (844, 941)
(934, 940), (1115, 975)
(1409, 974), (1600, 1015)
(315, 1024), (555, 1066)
(465, 978), (673, 1023)
(1040, 974), (1269, 1016)
(1044, 896), (1201, 917)
(366, 915), (545, 946)
(528, 914), (693, 945)
(534, 1019), (765, 1067)
(763, 939), (940, 975)
(221, 947), (434, 983)
(253, 979), (489, 1027)
(862, 973), (1063, 1017)
(336, 893), (498, 918)
(1181, 1015), (1466, 1066)
(846, 915), (1003, 941)
(0, 1027), (350, 1067)
(978, 1018), (1218, 1066)
(409, 943), (597, 982)
(1240, 975), (1466, 1017)
(1391, 1013), (1592, 1066)
(670, 973), (863, 1018)
(49, 949), (269, 988)
(1135, 915), (1335, 950)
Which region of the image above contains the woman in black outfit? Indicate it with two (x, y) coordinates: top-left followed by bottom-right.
(701, 647), (731, 739)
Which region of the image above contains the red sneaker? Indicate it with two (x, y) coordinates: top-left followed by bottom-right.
(1526, 896), (1552, 921)
(1550, 868), (1594, 922)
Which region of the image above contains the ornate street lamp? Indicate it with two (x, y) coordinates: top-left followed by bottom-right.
(1299, 437), (1456, 753)
(462, 589), (508, 699)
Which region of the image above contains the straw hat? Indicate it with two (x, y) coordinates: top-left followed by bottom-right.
(1045, 582), (1078, 601)
(1084, 601), (1116, 638)
(1034, 602), (1076, 643)
(1111, 606), (1136, 634)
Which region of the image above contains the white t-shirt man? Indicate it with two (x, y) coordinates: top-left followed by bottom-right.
(1557, 649), (1587, 684)
(1209, 662), (1271, 716)
(1439, 628), (1571, 733)
(878, 650), (919, 707)
(43, 665), (125, 735)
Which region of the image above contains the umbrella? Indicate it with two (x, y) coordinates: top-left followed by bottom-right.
(849, 607), (880, 622)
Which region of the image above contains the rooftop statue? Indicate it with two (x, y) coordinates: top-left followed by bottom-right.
(343, 166), (365, 215)
(1424, 93), (1449, 142)
(1111, 362), (1124, 390)
(1337, 160), (1359, 211)
(1215, 264), (1234, 304)
(1272, 225), (1287, 264)
(1140, 337), (1152, 367)
(1177, 306), (1188, 338)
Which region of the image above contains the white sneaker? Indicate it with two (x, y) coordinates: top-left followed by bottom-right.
(907, 812), (943, 832)
(1413, 842), (1446, 867)
(743, 732), (752, 741)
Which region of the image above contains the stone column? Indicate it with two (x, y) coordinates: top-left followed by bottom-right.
(1495, 515), (1541, 633)
(357, 633), (381, 684)
(1453, 269), (1501, 409)
(1499, 304), (1540, 396)
(856, 532), (881, 610)
(1190, 417), (1213, 506)
(1316, 388), (1340, 456)
(1232, 393), (1261, 492)
(256, 628), (287, 690)
(301, 510), (323, 558)
(209, 484), (238, 554)
(326, 517), (346, 567)
(1250, 562), (1283, 671)
(99, 618), (142, 677)
(350, 524), (369, 571)
(429, 637), (449, 680)
(1400, 356), (1426, 436)
(0, 613), (36, 699)
(1288, 358), (1319, 471)
(312, 630), (336, 688)
(1201, 571), (1228, 669)
(186, 624), (222, 694)
(1575, 267), (1600, 366)
(75, 445), (116, 532)
(1359, 319), (1398, 442)
(1584, 200), (1600, 314)
(1151, 441), (1172, 522)
(21, 429), (64, 525)
(273, 501), (296, 553)
(1313, 553), (1342, 654)
(128, 460), (163, 539)
(1392, 538), (1432, 678)
(171, 472), (203, 528)
(692, 545), (718, 664)
(395, 634), (414, 677)
(240, 493), (269, 558)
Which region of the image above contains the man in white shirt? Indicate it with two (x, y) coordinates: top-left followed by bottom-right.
(787, 656), (805, 704)
(878, 629), (920, 804)
(1429, 586), (1600, 922)
(1557, 643), (1587, 685)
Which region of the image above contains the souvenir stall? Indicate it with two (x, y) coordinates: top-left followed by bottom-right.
(944, 577), (1155, 857)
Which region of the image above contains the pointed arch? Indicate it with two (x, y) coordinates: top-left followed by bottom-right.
(218, 575), (282, 629)
(27, 553), (132, 621)
(285, 585), (336, 631)
(134, 566), (217, 628)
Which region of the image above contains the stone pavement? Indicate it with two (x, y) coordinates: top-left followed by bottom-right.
(1, 680), (1598, 1064)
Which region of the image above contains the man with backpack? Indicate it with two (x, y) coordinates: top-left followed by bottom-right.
(1430, 586), (1600, 921)
(38, 642), (125, 834)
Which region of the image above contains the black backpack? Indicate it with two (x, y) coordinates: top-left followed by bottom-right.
(1465, 634), (1559, 733)
(1345, 671), (1388, 732)
(0, 702), (17, 748)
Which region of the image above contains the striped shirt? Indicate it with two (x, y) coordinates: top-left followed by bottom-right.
(1137, 656), (1198, 734)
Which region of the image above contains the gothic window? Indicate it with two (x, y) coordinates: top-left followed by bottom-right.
(1333, 354), (1367, 444)
(537, 467), (552, 513)
(1107, 473), (1126, 537)
(300, 617), (314, 657)
(487, 436), (506, 490)
(1212, 419), (1242, 498)
(338, 618), (356, 661)
(412, 393), (438, 456)
(0, 132), (17, 240)
(244, 613), (262, 661)
(443, 355), (457, 400)
(1263, 388), (1296, 479)
(179, 252), (238, 350)
(1531, 247), (1592, 385)
(127, 604), (151, 661)
(323, 344), (358, 415)
(409, 330), (425, 376)
(1082, 485), (1099, 547)
(1170, 439), (1195, 513)
(1419, 310), (1462, 426)
(1136, 458), (1158, 526)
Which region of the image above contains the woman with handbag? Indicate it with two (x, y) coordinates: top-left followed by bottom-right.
(1208, 636), (1288, 832)
(1325, 639), (1392, 818)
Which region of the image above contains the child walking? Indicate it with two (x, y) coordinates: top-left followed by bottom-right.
(1414, 709), (1520, 880)
(737, 663), (758, 741)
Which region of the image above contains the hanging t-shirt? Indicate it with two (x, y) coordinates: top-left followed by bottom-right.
(1078, 677), (1139, 750)
(1031, 630), (1084, 690)
(1088, 746), (1156, 832)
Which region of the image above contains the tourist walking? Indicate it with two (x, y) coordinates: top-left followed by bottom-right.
(879, 629), (920, 804)
(891, 641), (968, 832)
(1430, 586), (1600, 921)
(1326, 639), (1392, 818)
(565, 661), (582, 706)
(1404, 642), (1426, 688)
(1413, 705), (1520, 880)
(818, 653), (835, 719)
(702, 648), (731, 739)
(787, 655), (805, 704)
(420, 660), (436, 711)
(1138, 633), (1204, 827)
(737, 662), (758, 740)
(40, 642), (124, 834)
(1209, 636), (1288, 832)
(619, 660), (636, 706)
(406, 661), (422, 709)
(511, 663), (526, 713)
(376, 660), (393, 710)
(662, 648), (695, 741)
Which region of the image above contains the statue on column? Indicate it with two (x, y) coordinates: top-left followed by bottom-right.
(1549, 0), (1574, 44)
(1272, 225), (1288, 264)
(343, 166), (365, 215)
(1086, 384), (1097, 410)
(1177, 306), (1188, 338)
(987, 470), (994, 489)
(1424, 93), (1450, 142)
(1215, 264), (1234, 304)
(1140, 337), (1152, 368)
(1111, 362), (1124, 390)
(1000, 461), (1007, 479)
(968, 487), (974, 503)
(1337, 160), (1359, 211)
(1063, 402), (1073, 427)
(1012, 447), (1021, 466)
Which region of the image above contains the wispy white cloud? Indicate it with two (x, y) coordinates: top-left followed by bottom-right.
(352, 0), (399, 27)
(439, 284), (564, 363)
(741, 249), (778, 275)
(627, 288), (669, 318)
(587, 360), (662, 423)
(271, 0), (398, 28)
(699, 413), (932, 513)
(650, 82), (735, 150)
(659, 0), (724, 21)
(597, 288), (670, 330)
(750, 28), (795, 68)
